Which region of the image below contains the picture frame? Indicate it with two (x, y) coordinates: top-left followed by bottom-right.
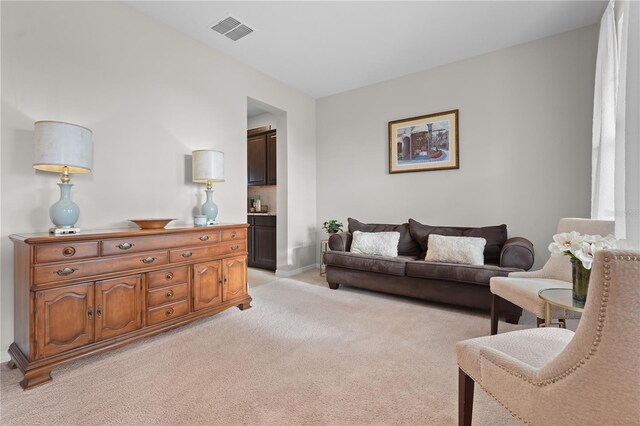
(388, 109), (459, 174)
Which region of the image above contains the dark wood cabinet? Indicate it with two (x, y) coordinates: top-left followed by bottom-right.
(267, 132), (277, 185)
(247, 130), (276, 186)
(248, 215), (276, 270)
(9, 224), (251, 389)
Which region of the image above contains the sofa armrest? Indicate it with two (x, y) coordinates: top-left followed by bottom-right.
(328, 232), (352, 252)
(500, 237), (534, 270)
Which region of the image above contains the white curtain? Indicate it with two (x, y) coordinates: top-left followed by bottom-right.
(591, 0), (629, 240)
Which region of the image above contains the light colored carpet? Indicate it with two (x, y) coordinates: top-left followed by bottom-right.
(1, 269), (525, 425)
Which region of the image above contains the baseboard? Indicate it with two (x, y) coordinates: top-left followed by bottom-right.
(275, 264), (319, 278)
(1, 350), (10, 363)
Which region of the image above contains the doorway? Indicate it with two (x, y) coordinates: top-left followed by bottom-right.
(247, 98), (287, 273)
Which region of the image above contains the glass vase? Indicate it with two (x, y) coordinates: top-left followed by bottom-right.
(571, 257), (591, 308)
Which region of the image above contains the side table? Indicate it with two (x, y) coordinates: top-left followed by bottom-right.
(538, 288), (585, 328)
(320, 239), (329, 276)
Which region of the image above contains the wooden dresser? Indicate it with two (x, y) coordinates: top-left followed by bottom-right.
(8, 224), (251, 389)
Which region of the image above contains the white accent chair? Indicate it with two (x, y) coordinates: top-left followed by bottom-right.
(489, 218), (614, 334)
(457, 249), (640, 425)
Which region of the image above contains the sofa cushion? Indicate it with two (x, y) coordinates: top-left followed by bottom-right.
(408, 219), (507, 264)
(425, 235), (486, 265)
(324, 251), (415, 276)
(348, 218), (421, 257)
(351, 231), (400, 257)
(405, 261), (521, 286)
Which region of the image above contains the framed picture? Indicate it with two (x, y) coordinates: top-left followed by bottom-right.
(388, 109), (459, 174)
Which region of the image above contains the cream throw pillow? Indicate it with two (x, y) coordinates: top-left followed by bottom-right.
(425, 234), (486, 265)
(351, 231), (400, 257)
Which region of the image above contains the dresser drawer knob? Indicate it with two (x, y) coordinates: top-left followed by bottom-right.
(165, 272), (174, 280)
(141, 257), (156, 264)
(62, 247), (76, 257)
(231, 245), (239, 250)
(56, 267), (77, 276)
(117, 242), (134, 250)
(231, 232), (237, 238)
(199, 235), (210, 241)
(165, 290), (174, 299)
(165, 308), (174, 317)
(182, 252), (193, 258)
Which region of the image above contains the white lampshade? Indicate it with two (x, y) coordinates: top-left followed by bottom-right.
(192, 150), (225, 183)
(33, 121), (93, 174)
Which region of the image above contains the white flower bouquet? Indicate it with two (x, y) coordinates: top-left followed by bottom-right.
(548, 231), (620, 269)
(549, 231), (621, 304)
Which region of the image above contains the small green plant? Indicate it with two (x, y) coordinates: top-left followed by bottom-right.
(322, 219), (343, 234)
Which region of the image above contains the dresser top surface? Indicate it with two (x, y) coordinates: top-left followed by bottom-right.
(10, 223), (249, 244)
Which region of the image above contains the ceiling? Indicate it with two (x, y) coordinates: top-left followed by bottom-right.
(125, 1), (606, 99)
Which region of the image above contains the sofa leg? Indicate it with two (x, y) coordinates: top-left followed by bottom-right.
(490, 293), (499, 335)
(459, 368), (474, 426)
(328, 282), (340, 290)
(504, 313), (520, 325)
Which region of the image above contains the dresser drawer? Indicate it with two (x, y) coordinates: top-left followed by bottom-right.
(101, 232), (221, 256)
(147, 282), (189, 307)
(33, 250), (169, 286)
(221, 228), (246, 242)
(34, 242), (99, 264)
(147, 299), (189, 326)
(147, 266), (189, 289)
(170, 241), (247, 263)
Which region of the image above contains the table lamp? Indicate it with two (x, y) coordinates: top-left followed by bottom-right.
(33, 121), (93, 235)
(192, 150), (224, 224)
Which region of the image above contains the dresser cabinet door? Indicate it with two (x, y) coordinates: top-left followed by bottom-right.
(35, 283), (95, 359)
(193, 260), (222, 311)
(94, 275), (143, 341)
(222, 255), (248, 302)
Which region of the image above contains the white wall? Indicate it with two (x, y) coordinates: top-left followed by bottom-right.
(248, 112), (278, 131)
(316, 25), (599, 268)
(0, 2), (316, 358)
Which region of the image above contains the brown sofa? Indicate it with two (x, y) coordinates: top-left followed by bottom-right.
(324, 218), (535, 323)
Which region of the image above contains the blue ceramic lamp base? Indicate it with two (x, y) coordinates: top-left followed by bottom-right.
(202, 189), (219, 225)
(49, 183), (81, 235)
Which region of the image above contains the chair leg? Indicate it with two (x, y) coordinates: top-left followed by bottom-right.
(459, 368), (474, 426)
(490, 293), (499, 335)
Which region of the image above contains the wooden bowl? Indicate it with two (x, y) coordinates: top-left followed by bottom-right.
(128, 218), (176, 230)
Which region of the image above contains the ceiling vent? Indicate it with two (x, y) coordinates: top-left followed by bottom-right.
(211, 16), (254, 41)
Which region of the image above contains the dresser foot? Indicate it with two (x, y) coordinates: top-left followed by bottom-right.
(6, 360), (17, 369)
(237, 302), (252, 311)
(20, 368), (53, 390)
